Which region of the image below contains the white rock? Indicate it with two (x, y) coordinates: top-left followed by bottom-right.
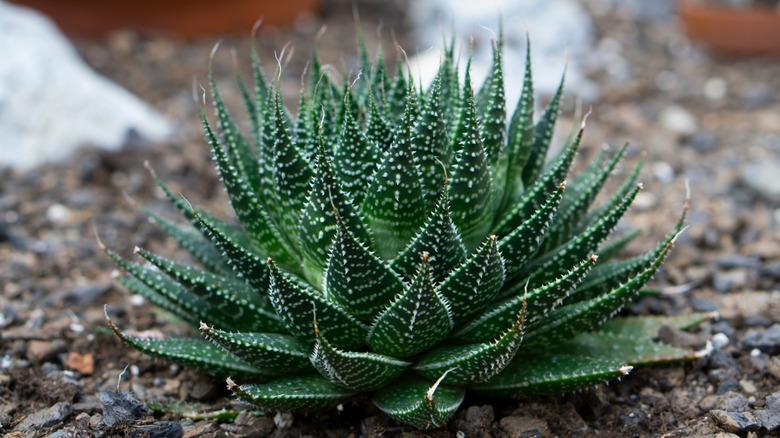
(45, 203), (71, 225)
(0, 2), (171, 170)
(703, 77), (728, 101)
(651, 161), (676, 183)
(742, 160), (780, 205)
(712, 332), (730, 350)
(408, 0), (599, 114)
(659, 105), (698, 136)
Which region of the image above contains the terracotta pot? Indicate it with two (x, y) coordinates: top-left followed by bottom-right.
(10, 0), (320, 38)
(679, 2), (780, 56)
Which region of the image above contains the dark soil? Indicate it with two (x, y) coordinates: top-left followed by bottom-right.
(2, 1), (780, 437)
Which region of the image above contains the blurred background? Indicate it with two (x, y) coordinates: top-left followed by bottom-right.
(1, 0), (780, 436)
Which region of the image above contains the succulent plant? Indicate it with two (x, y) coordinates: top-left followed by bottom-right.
(105, 31), (709, 430)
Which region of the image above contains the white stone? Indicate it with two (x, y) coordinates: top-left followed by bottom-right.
(0, 2), (171, 170)
(712, 332), (730, 350)
(659, 105), (698, 136)
(703, 77), (728, 101)
(45, 203), (71, 224)
(651, 161), (675, 183)
(408, 0), (599, 115)
(742, 160), (780, 205)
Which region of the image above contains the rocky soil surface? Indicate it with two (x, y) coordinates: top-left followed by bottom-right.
(2, 1), (780, 436)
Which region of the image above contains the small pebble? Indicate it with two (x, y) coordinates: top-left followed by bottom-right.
(14, 402), (72, 433)
(45, 204), (73, 225)
(743, 324), (780, 355)
(499, 416), (551, 437)
(274, 412), (294, 429)
(739, 379), (757, 394)
(712, 333), (729, 350)
(659, 105), (698, 136)
(651, 161), (675, 183)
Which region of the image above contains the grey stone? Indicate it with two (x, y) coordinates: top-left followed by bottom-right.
(48, 430), (77, 438)
(685, 130), (718, 152)
(761, 261), (780, 280)
(457, 405), (495, 436)
(743, 324), (780, 355)
(712, 269), (749, 293)
(714, 254), (762, 270)
(40, 361), (60, 376)
(690, 296), (718, 313)
(741, 160), (780, 205)
(0, 401), (19, 428)
(744, 315), (772, 328)
(741, 84), (775, 108)
(234, 411), (275, 437)
(14, 401), (72, 433)
(715, 392), (749, 412)
(499, 416), (551, 437)
(710, 410), (760, 433)
(755, 392), (780, 433)
(132, 421), (183, 438)
(99, 389), (149, 428)
(749, 350), (771, 373)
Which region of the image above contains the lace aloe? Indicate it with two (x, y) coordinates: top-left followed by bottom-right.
(105, 33), (708, 430)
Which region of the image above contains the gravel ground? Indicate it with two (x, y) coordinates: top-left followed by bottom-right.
(2, 1), (780, 437)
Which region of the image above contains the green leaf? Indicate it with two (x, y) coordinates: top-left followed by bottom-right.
(188, 208), (274, 293)
(370, 44), (391, 108)
(310, 326), (410, 391)
(577, 156), (644, 233)
(106, 249), (212, 327)
(141, 210), (231, 275)
(365, 91), (394, 152)
(522, 69), (565, 187)
(493, 123), (582, 237)
(230, 375), (356, 412)
(202, 115), (295, 267)
(299, 136), (371, 287)
(325, 220), (405, 323)
(524, 183), (641, 289)
(372, 375), (464, 430)
(478, 37), (507, 172)
(557, 332), (700, 366)
(567, 232), (672, 305)
(200, 324), (312, 373)
(333, 94), (379, 204)
(470, 354), (630, 397)
(250, 47), (269, 143)
(107, 315), (266, 379)
(454, 254), (596, 344)
(522, 233), (678, 349)
(448, 67), (493, 251)
(412, 71), (451, 208)
(116, 276), (198, 326)
(598, 313), (714, 338)
(269, 89), (315, 241)
(209, 73), (262, 200)
(414, 315), (523, 384)
(500, 182), (566, 279)
(392, 188), (467, 284)
(135, 247), (283, 333)
(293, 88), (317, 161)
(386, 58), (409, 121)
(596, 229), (641, 263)
(267, 259), (368, 350)
(361, 93), (426, 259)
(541, 143), (629, 252)
(438, 235), (505, 325)
(368, 254), (453, 357)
